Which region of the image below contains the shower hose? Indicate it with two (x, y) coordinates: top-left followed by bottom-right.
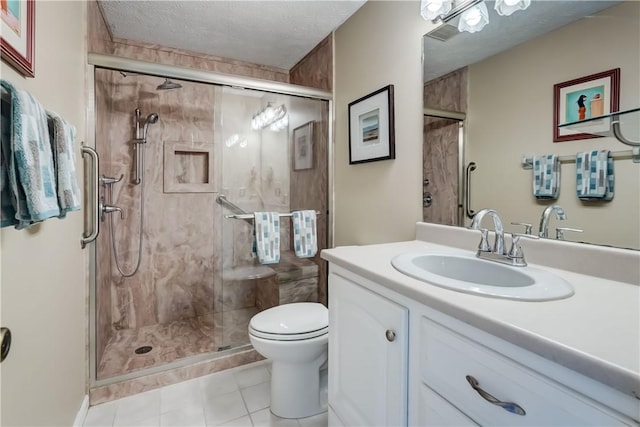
(108, 168), (145, 278)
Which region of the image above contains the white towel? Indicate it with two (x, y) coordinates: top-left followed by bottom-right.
(292, 210), (317, 258)
(253, 212), (280, 264)
(47, 110), (81, 216)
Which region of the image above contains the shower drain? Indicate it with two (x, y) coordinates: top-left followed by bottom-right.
(134, 346), (153, 355)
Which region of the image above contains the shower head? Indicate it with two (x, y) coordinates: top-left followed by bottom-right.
(145, 113), (159, 125)
(142, 113), (159, 140)
(157, 78), (182, 90)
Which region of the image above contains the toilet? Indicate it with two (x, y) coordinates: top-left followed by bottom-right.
(248, 302), (328, 419)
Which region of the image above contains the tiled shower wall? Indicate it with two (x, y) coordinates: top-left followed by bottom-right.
(423, 68), (467, 226)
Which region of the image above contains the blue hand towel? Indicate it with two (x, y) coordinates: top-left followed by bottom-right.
(292, 210), (317, 258)
(576, 150), (614, 201)
(47, 110), (81, 216)
(1, 80), (60, 228)
(1, 84), (17, 227)
(532, 154), (560, 199)
(253, 212), (280, 265)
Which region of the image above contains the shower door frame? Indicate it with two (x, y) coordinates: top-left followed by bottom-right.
(86, 54), (335, 388)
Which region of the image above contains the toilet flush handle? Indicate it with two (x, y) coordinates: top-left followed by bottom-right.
(385, 329), (396, 342)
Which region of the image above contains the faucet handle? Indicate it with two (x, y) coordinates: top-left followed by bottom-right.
(472, 228), (492, 252)
(510, 222), (533, 235)
(556, 227), (583, 241)
(508, 232), (540, 261)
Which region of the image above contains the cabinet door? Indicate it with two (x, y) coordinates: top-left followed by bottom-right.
(329, 272), (409, 426)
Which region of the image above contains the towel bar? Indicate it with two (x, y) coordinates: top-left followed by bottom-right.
(521, 147), (640, 169)
(226, 211), (322, 220)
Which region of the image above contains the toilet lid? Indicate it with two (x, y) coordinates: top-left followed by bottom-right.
(250, 303), (328, 338)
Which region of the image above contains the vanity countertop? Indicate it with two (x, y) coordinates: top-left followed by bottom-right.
(321, 223), (640, 402)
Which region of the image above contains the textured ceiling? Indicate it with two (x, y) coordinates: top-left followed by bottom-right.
(99, 0), (367, 70)
(423, 1), (622, 81)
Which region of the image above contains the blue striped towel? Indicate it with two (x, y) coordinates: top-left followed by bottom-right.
(253, 212), (280, 264)
(292, 210), (317, 258)
(576, 150), (614, 201)
(532, 154), (560, 199)
(0, 80), (60, 229)
(47, 110), (81, 216)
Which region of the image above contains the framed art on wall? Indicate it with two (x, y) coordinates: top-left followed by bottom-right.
(553, 68), (620, 142)
(293, 121), (314, 171)
(348, 85), (395, 164)
(1, 0), (35, 77)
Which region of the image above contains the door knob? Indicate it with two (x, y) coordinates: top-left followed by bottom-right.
(1, 327), (11, 362)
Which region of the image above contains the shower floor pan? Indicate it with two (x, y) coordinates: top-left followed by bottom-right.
(97, 308), (256, 380)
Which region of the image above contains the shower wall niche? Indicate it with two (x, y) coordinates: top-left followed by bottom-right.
(93, 68), (329, 383)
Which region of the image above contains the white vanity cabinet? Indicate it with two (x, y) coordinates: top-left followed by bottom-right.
(327, 264), (639, 427)
(328, 271), (409, 427)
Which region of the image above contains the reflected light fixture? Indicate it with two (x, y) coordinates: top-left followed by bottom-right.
(458, 1), (489, 33)
(421, 0), (530, 36)
(420, 0), (453, 21)
(494, 0), (530, 16)
(251, 103), (288, 131)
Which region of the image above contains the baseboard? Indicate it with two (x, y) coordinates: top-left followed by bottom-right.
(73, 395), (89, 427)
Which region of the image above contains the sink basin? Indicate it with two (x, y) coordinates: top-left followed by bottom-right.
(391, 252), (574, 301)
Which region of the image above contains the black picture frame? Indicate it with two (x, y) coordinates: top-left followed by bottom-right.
(348, 85), (395, 164)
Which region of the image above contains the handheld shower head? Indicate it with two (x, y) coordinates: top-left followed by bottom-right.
(142, 113), (159, 140)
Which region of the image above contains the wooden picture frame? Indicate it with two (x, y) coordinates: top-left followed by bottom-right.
(348, 85), (395, 164)
(553, 68), (620, 142)
(1, 0), (35, 77)
(293, 121), (314, 171)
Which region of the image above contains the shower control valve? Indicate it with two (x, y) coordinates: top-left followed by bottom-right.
(100, 174), (124, 186)
(100, 198), (124, 221)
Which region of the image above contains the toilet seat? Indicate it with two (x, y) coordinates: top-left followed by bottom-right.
(249, 303), (328, 341)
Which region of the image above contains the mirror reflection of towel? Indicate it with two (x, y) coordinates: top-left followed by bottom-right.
(576, 150), (614, 201)
(532, 154), (560, 200)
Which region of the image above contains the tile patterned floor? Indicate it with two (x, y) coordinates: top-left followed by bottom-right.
(84, 361), (328, 427)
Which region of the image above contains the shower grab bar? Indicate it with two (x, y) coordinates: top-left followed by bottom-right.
(465, 162), (476, 219)
(81, 144), (100, 249)
(225, 211), (321, 220)
(216, 195), (249, 215)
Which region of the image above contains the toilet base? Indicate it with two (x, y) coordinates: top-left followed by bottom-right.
(269, 351), (328, 419)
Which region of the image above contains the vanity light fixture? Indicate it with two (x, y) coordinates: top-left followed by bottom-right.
(458, 1), (489, 33)
(420, 0), (453, 21)
(421, 0), (530, 35)
(494, 0), (531, 16)
(251, 103), (288, 131)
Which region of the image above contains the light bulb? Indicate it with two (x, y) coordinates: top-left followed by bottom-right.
(420, 0), (452, 21)
(494, 0), (530, 16)
(458, 2), (489, 33)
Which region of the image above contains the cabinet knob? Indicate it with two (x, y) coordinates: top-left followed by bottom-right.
(385, 329), (396, 342)
(1, 327), (11, 363)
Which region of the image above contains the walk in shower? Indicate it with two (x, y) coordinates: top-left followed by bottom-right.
(89, 58), (330, 386)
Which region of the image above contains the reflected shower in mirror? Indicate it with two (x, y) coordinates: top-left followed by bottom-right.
(423, 1), (639, 249)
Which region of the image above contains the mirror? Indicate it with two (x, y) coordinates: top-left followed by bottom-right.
(422, 1), (639, 250)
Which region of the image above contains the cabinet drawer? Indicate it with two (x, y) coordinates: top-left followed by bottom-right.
(418, 383), (478, 426)
(420, 317), (630, 426)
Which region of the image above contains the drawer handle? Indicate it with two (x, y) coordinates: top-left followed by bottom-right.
(465, 375), (526, 416)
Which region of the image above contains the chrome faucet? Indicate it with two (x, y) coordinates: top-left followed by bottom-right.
(470, 208), (506, 255)
(470, 208), (538, 267)
(539, 205), (566, 238)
